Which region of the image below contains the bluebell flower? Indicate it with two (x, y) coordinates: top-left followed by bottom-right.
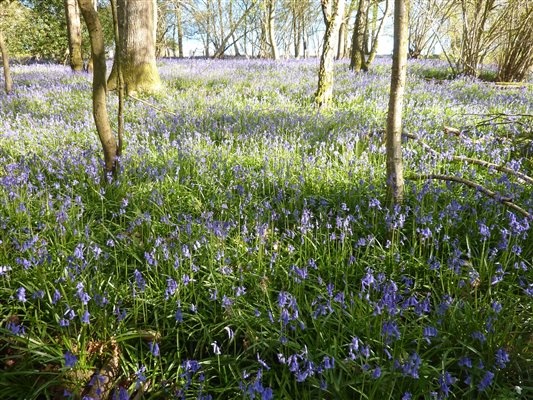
(495, 348), (510, 369)
(458, 357), (472, 368)
(64, 351), (78, 368)
(16, 287), (27, 302)
(149, 341), (159, 356)
(477, 370), (494, 391)
(423, 326), (438, 343)
(81, 310), (90, 324)
(439, 371), (456, 398)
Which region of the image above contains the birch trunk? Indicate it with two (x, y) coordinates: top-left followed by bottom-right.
(385, 0), (409, 204)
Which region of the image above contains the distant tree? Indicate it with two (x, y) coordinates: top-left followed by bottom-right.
(497, 0), (533, 82)
(450, 0), (508, 77)
(78, 0), (118, 174)
(385, 0), (409, 204)
(0, 29), (12, 94)
(350, 0), (389, 71)
(315, 0), (344, 107)
(408, 0), (453, 59)
(64, 0), (84, 70)
(108, 0), (161, 94)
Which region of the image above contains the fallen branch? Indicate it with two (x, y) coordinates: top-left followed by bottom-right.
(408, 173), (531, 219)
(403, 132), (533, 185)
(81, 340), (121, 399)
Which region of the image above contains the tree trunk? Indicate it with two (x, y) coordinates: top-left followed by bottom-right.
(365, 0), (390, 68)
(0, 30), (13, 94)
(64, 0), (84, 71)
(176, 2), (184, 57)
(336, 21), (345, 59)
(78, 0), (118, 175)
(385, 0), (409, 204)
(108, 0), (161, 94)
(267, 0), (279, 59)
(350, 0), (370, 71)
(213, 3), (257, 58)
(315, 0), (345, 107)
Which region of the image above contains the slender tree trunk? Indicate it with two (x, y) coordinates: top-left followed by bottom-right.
(64, 0), (84, 71)
(108, 0), (161, 94)
(86, 0), (97, 73)
(267, 0), (279, 59)
(78, 0), (118, 174)
(315, 0), (345, 107)
(365, 0), (390, 68)
(385, 0), (409, 204)
(176, 2), (184, 57)
(350, 0), (370, 71)
(0, 30), (13, 94)
(336, 21), (345, 59)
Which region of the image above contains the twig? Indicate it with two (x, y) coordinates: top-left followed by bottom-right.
(128, 94), (181, 118)
(408, 173), (531, 219)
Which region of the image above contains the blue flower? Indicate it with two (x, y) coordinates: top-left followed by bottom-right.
(149, 341), (159, 356)
(495, 348), (510, 369)
(477, 370), (494, 391)
(64, 351), (78, 368)
(16, 287), (27, 302)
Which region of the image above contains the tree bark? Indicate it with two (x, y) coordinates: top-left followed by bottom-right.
(108, 0), (161, 94)
(350, 0), (370, 71)
(365, 0), (390, 67)
(385, 0), (409, 204)
(176, 2), (184, 58)
(315, 0), (345, 107)
(78, 0), (118, 175)
(267, 0), (279, 59)
(64, 0), (84, 71)
(0, 29), (13, 94)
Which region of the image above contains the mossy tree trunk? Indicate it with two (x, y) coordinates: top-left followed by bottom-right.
(385, 0), (409, 204)
(0, 29), (13, 94)
(315, 0), (345, 107)
(350, 0), (370, 71)
(108, 0), (161, 94)
(64, 0), (84, 71)
(78, 0), (118, 175)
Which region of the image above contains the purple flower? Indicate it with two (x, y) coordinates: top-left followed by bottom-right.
(175, 307), (183, 322)
(133, 269), (146, 292)
(6, 321), (25, 335)
(372, 366), (381, 379)
(471, 331), (486, 343)
(164, 278), (177, 299)
(149, 341), (160, 356)
(439, 371), (457, 398)
(382, 319), (401, 343)
(458, 357), (472, 368)
(423, 326), (438, 343)
(16, 287), (26, 302)
(64, 351), (78, 368)
(52, 289), (61, 304)
(477, 370), (494, 391)
(495, 348), (510, 369)
(81, 310), (90, 324)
